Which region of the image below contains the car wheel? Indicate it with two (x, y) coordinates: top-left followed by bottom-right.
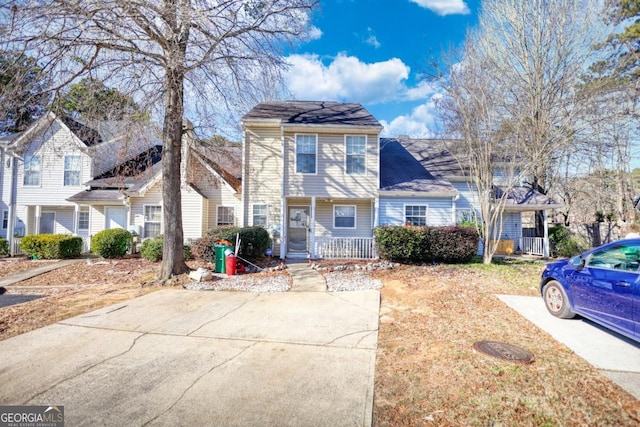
(543, 280), (575, 319)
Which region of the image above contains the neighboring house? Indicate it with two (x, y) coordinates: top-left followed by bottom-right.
(241, 101), (384, 259)
(1, 113), (241, 254)
(379, 137), (562, 256)
(241, 101), (561, 259)
(0, 112), (159, 252)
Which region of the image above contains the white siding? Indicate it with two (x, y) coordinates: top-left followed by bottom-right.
(283, 132), (379, 198)
(15, 120), (92, 207)
(243, 126), (284, 254)
(314, 199), (373, 238)
(379, 197), (454, 226)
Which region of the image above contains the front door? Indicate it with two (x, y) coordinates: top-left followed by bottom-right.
(40, 212), (55, 234)
(288, 206), (309, 254)
(105, 207), (127, 230)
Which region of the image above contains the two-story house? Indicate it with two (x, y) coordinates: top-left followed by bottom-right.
(242, 101), (561, 259)
(2, 113), (242, 254)
(242, 101), (383, 259)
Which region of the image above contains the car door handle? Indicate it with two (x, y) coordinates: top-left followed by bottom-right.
(614, 281), (631, 288)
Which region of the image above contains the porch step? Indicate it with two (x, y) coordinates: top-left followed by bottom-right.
(286, 261), (326, 292)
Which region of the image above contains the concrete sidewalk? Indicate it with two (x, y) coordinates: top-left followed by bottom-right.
(0, 258), (85, 288)
(0, 289), (380, 426)
(498, 295), (640, 400)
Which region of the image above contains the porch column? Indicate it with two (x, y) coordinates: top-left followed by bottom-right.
(310, 196), (316, 259)
(373, 198), (379, 228)
(543, 210), (550, 259)
(35, 205), (41, 234)
(280, 198), (287, 259)
(73, 204), (80, 235)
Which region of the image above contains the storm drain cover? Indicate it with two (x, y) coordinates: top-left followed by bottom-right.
(473, 340), (534, 364)
(0, 294), (44, 308)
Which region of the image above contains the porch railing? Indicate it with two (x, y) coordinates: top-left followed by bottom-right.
(314, 237), (378, 259)
(519, 237), (544, 256)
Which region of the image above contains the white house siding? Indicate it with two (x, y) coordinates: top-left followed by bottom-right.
(243, 126), (284, 255)
(453, 181), (479, 212)
(314, 199), (374, 238)
(378, 197), (454, 227)
(0, 148), (9, 238)
(180, 184), (205, 242)
(283, 131), (379, 198)
(15, 120), (93, 207)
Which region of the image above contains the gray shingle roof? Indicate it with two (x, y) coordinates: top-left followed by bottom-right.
(379, 138), (458, 194)
(242, 101), (382, 128)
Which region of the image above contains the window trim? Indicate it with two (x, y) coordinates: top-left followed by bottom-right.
(345, 135), (367, 175)
(295, 134), (318, 175)
(23, 155), (41, 186)
(63, 155), (82, 187)
(217, 206), (235, 226)
(333, 205), (357, 229)
(252, 203), (268, 227)
(143, 204), (162, 239)
(404, 204), (428, 226)
(78, 210), (90, 231)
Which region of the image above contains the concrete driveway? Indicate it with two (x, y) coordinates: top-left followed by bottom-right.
(498, 295), (640, 400)
(0, 289), (380, 426)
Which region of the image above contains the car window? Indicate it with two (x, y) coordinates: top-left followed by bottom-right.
(587, 244), (640, 272)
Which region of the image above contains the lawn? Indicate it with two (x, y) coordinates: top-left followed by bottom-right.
(372, 260), (640, 426)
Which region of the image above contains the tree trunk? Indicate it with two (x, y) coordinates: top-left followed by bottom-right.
(159, 66), (189, 281)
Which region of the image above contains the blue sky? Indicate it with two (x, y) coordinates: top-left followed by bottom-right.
(283, 0), (481, 137)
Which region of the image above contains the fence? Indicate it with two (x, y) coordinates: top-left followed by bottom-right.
(314, 237), (378, 259)
(519, 237), (545, 256)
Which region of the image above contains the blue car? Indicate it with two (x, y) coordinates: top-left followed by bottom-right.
(540, 238), (640, 343)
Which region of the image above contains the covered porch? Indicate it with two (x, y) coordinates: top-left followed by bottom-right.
(282, 196), (378, 260)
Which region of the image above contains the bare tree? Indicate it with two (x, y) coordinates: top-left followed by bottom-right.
(1, 0), (317, 280)
(471, 0), (605, 236)
(435, 33), (531, 264)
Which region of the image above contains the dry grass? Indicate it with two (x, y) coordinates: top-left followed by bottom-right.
(373, 260), (640, 426)
(1, 257), (639, 426)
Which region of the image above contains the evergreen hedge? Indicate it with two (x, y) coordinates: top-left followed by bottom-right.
(375, 225), (478, 264)
(20, 234), (83, 259)
(91, 229), (132, 258)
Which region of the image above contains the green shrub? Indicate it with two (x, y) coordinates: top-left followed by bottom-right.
(374, 225), (429, 262)
(140, 236), (193, 262)
(375, 225), (478, 264)
(91, 229), (132, 258)
(196, 225), (270, 261)
(20, 234), (82, 259)
(141, 237), (163, 262)
(549, 225), (589, 258)
(0, 238), (9, 257)
(427, 226), (478, 263)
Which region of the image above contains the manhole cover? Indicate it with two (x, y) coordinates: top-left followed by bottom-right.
(473, 340), (534, 364)
(0, 294), (44, 308)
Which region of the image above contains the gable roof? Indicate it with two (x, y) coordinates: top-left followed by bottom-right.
(242, 101), (383, 129)
(58, 115), (103, 146)
(188, 143), (242, 193)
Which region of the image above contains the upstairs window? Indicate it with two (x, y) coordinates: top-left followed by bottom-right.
(23, 155), (41, 186)
(64, 155), (81, 186)
(346, 135), (366, 175)
(144, 205), (162, 238)
(405, 205), (427, 226)
(334, 205), (356, 229)
(296, 134), (317, 174)
(252, 204), (267, 227)
(217, 206), (235, 226)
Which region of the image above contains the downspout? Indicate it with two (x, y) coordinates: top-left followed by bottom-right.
(7, 153), (16, 255)
(279, 125), (286, 259)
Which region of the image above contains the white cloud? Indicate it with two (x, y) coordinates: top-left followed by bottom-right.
(409, 0), (470, 16)
(380, 99), (440, 138)
(365, 28), (381, 48)
(285, 53), (411, 104)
